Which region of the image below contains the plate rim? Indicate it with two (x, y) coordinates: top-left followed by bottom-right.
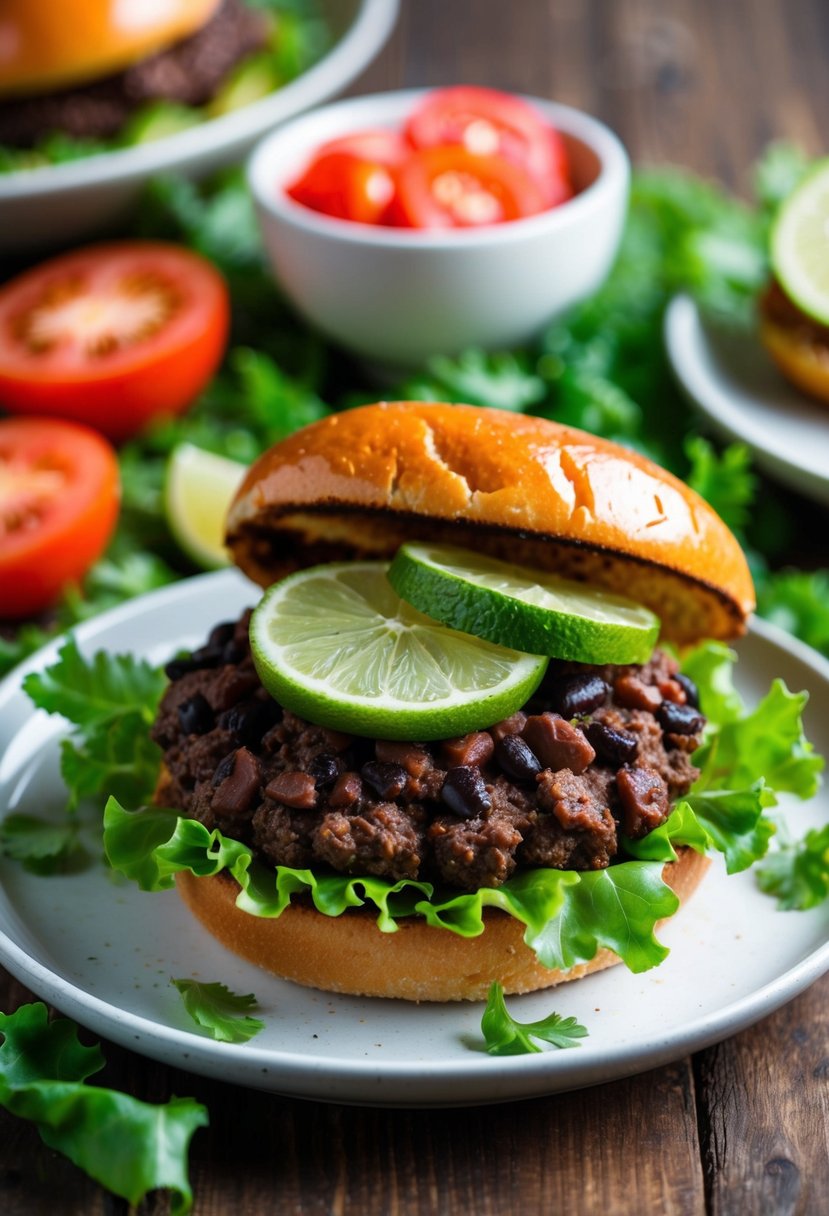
(664, 292), (829, 504)
(1, 568), (829, 1104)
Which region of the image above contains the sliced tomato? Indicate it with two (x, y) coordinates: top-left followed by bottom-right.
(0, 417), (119, 619)
(314, 128), (408, 166)
(287, 148), (399, 225)
(404, 86), (572, 208)
(0, 242), (229, 443)
(391, 146), (547, 229)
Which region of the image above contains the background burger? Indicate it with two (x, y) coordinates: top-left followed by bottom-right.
(106, 402), (774, 1002)
(0, 0), (309, 164)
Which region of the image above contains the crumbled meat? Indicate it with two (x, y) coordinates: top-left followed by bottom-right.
(153, 613), (705, 892)
(0, 0), (268, 147)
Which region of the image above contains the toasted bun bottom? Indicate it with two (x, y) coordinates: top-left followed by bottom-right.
(760, 317), (829, 407)
(175, 848), (711, 1001)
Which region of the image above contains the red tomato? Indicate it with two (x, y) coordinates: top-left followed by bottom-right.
(314, 128), (408, 166)
(404, 86), (572, 208)
(0, 242), (229, 443)
(391, 146), (547, 229)
(287, 145), (401, 225)
(0, 417), (120, 619)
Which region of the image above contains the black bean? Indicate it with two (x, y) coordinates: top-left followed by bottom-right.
(495, 735), (542, 781)
(208, 622), (236, 649)
(361, 761), (408, 800)
(222, 639), (247, 664)
(177, 693), (214, 735)
(308, 753), (342, 789)
(545, 673), (609, 718)
(441, 766), (491, 819)
(212, 751), (237, 787)
(657, 701), (705, 736)
(674, 672), (700, 709)
(219, 699), (281, 747)
(585, 721), (638, 766)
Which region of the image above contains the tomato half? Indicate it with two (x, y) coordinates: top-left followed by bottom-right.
(0, 417), (120, 619)
(404, 86), (572, 208)
(0, 242), (229, 443)
(391, 146), (547, 228)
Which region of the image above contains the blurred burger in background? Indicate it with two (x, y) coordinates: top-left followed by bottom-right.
(0, 0), (315, 165)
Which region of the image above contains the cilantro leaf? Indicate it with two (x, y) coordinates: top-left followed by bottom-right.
(480, 982), (588, 1055)
(0, 813), (83, 874)
(23, 636), (165, 731)
(684, 435), (756, 534)
(59, 716), (162, 810)
(403, 349), (546, 412)
(0, 1004), (207, 1214)
(171, 979), (265, 1044)
(757, 569), (829, 656)
(757, 825), (829, 910)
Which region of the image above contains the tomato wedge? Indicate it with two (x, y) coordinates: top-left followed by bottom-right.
(0, 417), (120, 619)
(404, 86), (572, 208)
(287, 150), (398, 225)
(0, 242), (229, 443)
(391, 146), (547, 229)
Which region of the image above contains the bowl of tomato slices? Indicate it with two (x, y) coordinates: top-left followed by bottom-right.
(248, 87), (629, 369)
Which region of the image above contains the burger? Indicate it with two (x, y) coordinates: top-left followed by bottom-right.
(0, 0), (289, 164)
(758, 278), (829, 406)
(109, 402), (761, 1001)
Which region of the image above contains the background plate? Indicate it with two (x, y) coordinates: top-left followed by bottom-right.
(1, 569), (828, 1107)
(664, 294), (829, 507)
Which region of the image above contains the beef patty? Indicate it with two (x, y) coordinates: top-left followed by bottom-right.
(0, 0), (267, 148)
(151, 611), (705, 892)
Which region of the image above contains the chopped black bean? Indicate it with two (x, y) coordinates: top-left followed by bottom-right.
(585, 721), (638, 765)
(657, 701), (705, 736)
(308, 753), (342, 789)
(441, 766), (491, 819)
(361, 761), (408, 800)
(674, 672), (700, 709)
(177, 693), (214, 735)
(212, 751), (237, 787)
(544, 673), (609, 718)
(208, 622), (236, 649)
(219, 699), (281, 747)
(495, 735), (542, 781)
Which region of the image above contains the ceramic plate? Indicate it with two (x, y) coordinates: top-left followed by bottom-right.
(664, 294), (829, 507)
(0, 0), (399, 254)
(1, 570), (828, 1108)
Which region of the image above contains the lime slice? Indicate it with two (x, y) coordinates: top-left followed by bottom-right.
(165, 444), (247, 570)
(387, 542), (660, 665)
(771, 159), (829, 325)
(249, 562), (547, 740)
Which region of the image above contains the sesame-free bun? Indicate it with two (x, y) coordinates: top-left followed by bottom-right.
(0, 0), (221, 97)
(176, 848), (710, 1001)
(226, 402), (755, 643)
(760, 316), (829, 406)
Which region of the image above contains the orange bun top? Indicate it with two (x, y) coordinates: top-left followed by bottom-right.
(226, 402), (756, 644)
(0, 0), (222, 97)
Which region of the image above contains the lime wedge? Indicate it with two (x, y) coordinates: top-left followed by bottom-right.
(387, 542), (660, 665)
(249, 562), (547, 740)
(771, 159), (829, 325)
(165, 444), (247, 570)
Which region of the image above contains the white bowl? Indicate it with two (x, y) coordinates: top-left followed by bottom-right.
(0, 0), (398, 255)
(248, 89), (630, 371)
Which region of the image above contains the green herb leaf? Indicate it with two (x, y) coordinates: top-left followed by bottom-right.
(480, 982), (588, 1055)
(0, 1003), (207, 1214)
(0, 813), (83, 874)
(23, 636), (166, 731)
(684, 436), (757, 534)
(403, 349), (546, 412)
(171, 979), (265, 1043)
(757, 825), (829, 909)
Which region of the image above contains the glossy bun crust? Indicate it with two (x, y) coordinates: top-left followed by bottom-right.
(227, 402), (755, 643)
(0, 0), (221, 97)
(176, 849), (710, 1001)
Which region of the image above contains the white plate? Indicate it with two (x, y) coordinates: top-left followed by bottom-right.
(1, 569), (829, 1108)
(0, 0), (398, 254)
(664, 294), (829, 507)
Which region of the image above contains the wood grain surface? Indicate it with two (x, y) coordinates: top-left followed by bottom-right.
(2, 2), (829, 1213)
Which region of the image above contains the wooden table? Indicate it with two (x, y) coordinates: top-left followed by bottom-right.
(3, 2), (829, 1211)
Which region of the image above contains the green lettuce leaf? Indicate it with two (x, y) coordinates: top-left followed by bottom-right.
(480, 982), (588, 1055)
(0, 1004), (207, 1214)
(171, 980), (264, 1044)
